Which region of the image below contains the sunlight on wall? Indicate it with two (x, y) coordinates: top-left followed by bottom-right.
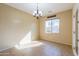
(20, 32), (32, 45)
(14, 32), (43, 49)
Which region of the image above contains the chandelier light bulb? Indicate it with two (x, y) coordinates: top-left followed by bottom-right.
(33, 3), (43, 18)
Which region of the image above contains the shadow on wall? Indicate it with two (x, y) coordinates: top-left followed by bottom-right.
(15, 31), (43, 49)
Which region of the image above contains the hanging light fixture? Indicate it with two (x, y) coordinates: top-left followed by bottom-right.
(33, 3), (42, 19)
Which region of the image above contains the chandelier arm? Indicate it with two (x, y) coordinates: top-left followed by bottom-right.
(37, 3), (38, 15)
(33, 3), (42, 18)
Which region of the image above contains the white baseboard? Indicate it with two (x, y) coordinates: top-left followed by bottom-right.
(42, 39), (72, 46)
(0, 46), (13, 52)
(72, 48), (77, 56)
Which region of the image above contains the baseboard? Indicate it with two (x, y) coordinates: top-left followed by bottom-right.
(41, 39), (72, 46)
(0, 46), (13, 52)
(72, 48), (77, 56)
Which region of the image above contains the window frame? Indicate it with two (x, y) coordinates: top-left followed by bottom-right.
(45, 17), (60, 33)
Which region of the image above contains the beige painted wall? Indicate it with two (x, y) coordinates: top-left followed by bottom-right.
(40, 9), (72, 45)
(0, 3), (72, 51)
(0, 4), (39, 50)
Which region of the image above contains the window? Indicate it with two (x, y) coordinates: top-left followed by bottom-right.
(45, 18), (60, 33)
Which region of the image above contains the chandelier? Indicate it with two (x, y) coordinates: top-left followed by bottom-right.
(33, 3), (42, 19)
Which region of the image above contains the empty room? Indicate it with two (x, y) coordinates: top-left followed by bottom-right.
(0, 3), (79, 56)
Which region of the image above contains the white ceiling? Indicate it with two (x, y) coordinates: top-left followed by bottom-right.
(5, 3), (74, 16)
